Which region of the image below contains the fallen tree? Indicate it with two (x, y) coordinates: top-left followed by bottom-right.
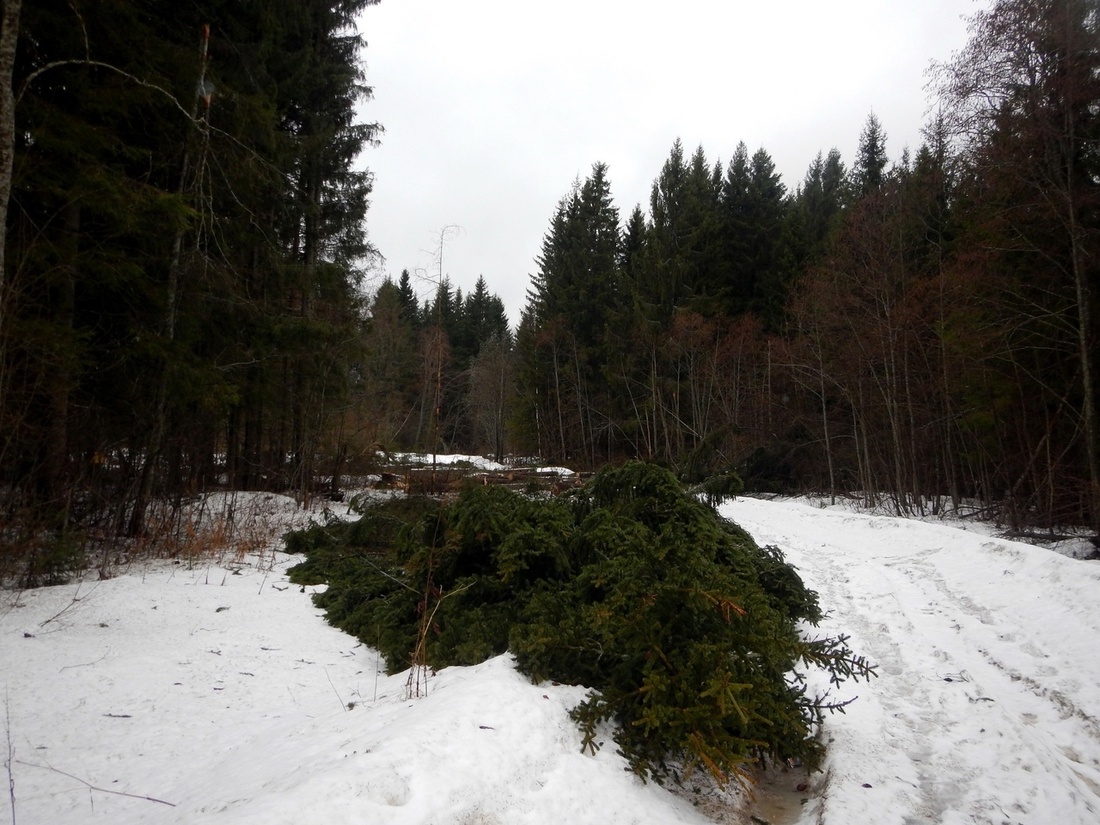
(285, 461), (875, 784)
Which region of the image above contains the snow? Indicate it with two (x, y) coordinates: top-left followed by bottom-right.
(3, 491), (1100, 824)
(0, 554), (721, 823)
(531, 466), (576, 476)
(385, 453), (576, 476)
(389, 452), (508, 471)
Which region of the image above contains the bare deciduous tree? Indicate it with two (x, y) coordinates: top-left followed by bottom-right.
(933, 0), (1100, 529)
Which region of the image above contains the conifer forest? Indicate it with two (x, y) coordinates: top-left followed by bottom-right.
(1, 0), (1098, 576)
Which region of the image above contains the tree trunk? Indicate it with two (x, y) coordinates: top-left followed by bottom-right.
(0, 0), (21, 339)
(1064, 110), (1099, 532)
(128, 24), (210, 535)
(39, 201), (78, 516)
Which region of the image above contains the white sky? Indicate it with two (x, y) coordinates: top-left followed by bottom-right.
(356, 0), (984, 324)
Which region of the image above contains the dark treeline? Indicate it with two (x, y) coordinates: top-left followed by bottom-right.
(514, 0), (1099, 532)
(0, 0), (383, 570)
(1, 0), (1097, 579)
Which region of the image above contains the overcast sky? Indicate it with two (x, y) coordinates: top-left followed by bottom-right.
(356, 0), (983, 325)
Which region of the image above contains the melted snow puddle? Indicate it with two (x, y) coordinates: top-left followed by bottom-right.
(673, 763), (813, 823)
(748, 765), (813, 825)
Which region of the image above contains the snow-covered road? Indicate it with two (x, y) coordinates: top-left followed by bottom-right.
(723, 496), (1100, 824)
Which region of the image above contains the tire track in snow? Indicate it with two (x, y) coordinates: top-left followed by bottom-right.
(724, 497), (1100, 825)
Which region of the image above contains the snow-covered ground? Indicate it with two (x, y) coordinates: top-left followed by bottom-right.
(389, 452), (510, 470)
(3, 492), (1099, 824)
(387, 452), (576, 476)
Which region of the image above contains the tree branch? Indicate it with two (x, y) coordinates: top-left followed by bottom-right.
(16, 58), (192, 118)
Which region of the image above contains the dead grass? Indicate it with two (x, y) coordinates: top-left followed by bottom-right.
(117, 492), (298, 574)
(1, 487), (358, 589)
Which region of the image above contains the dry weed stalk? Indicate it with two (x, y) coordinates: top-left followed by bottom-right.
(404, 579), (472, 700)
(5, 693), (14, 825)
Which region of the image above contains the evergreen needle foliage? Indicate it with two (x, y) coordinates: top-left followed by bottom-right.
(286, 462), (875, 784)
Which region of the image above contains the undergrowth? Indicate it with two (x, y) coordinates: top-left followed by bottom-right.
(285, 461), (875, 784)
(1, 492), (291, 587)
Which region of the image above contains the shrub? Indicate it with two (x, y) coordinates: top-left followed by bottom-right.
(18, 529), (86, 587)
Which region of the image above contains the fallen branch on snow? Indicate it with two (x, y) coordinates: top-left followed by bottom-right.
(15, 760), (176, 807)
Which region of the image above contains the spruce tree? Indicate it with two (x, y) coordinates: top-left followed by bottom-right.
(397, 268), (420, 325)
(286, 462), (875, 784)
(520, 163), (622, 464)
(646, 140), (722, 317)
(853, 112), (889, 198)
(797, 148), (848, 261)
(715, 144), (790, 323)
(745, 147), (793, 329)
(4, 0), (381, 550)
(362, 279), (421, 448)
